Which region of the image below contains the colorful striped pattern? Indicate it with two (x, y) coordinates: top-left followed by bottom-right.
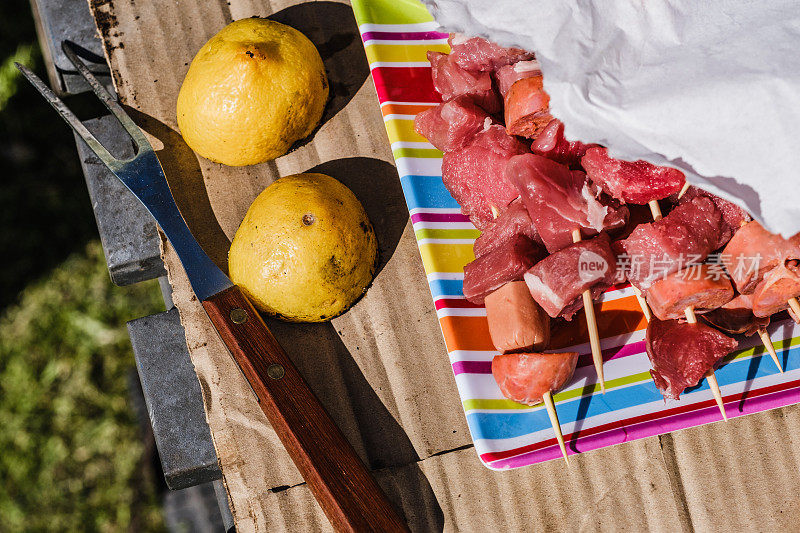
(352, 0), (800, 469)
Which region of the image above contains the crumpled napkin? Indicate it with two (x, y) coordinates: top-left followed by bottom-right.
(422, 0), (800, 236)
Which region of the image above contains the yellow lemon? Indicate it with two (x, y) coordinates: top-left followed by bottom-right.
(177, 18), (329, 166)
(228, 173), (378, 322)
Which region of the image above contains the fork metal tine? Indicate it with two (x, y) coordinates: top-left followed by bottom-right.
(16, 47), (234, 302)
(60, 41), (152, 156)
(14, 62), (119, 167)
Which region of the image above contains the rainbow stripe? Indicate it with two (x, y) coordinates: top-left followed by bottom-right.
(352, 0), (800, 469)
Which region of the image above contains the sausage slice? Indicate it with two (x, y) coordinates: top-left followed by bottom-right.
(646, 264), (734, 320)
(752, 261), (800, 317)
(504, 75), (552, 138)
(485, 281), (550, 352)
(492, 352), (579, 405)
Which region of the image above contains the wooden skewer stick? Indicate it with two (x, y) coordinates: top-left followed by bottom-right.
(490, 204), (501, 219)
(704, 371), (727, 422)
(633, 202), (658, 320)
(788, 297), (800, 325)
(650, 181), (687, 224)
(632, 285), (652, 322)
(684, 306), (728, 421)
(648, 200), (663, 221)
(571, 229), (606, 394)
(757, 327), (783, 373)
(542, 391), (569, 465)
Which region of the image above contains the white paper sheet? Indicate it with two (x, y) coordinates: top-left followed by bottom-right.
(422, 0), (800, 236)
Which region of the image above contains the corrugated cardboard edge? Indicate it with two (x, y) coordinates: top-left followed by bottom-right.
(246, 406), (800, 532)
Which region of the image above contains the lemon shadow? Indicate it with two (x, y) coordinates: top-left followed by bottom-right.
(267, 1), (370, 152)
(307, 157), (408, 278)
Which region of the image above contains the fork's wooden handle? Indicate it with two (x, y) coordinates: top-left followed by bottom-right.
(202, 286), (409, 533)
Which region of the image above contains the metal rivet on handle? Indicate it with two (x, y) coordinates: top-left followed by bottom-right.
(267, 364), (285, 380)
(230, 308), (248, 324)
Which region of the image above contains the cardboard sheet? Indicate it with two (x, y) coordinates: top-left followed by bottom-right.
(88, 0), (800, 530)
(88, 0), (471, 524)
(249, 405), (800, 532)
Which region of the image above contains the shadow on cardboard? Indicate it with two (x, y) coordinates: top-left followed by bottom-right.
(265, 316), (445, 530)
(269, 1), (371, 153)
(308, 157), (408, 278)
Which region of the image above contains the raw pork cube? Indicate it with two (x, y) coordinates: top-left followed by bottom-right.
(413, 95), (491, 152)
(507, 153), (628, 253)
(428, 51), (500, 114)
(620, 196), (722, 289)
(442, 124), (528, 229)
(581, 147), (685, 204)
(646, 318), (737, 400)
(462, 234), (545, 304)
(677, 185), (750, 249)
(531, 119), (597, 168)
(524, 233), (619, 320)
(448, 34), (534, 72)
(473, 199), (541, 258)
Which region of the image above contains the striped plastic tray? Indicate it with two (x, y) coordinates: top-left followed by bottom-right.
(351, 0), (800, 468)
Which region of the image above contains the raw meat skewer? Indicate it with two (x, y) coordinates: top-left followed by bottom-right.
(675, 188), (783, 366)
(486, 281), (573, 465)
(635, 187), (685, 318)
(484, 199), (570, 464)
(644, 200), (727, 419)
(684, 306), (728, 420)
(636, 277), (729, 419)
(635, 178), (693, 318)
(571, 228), (606, 394)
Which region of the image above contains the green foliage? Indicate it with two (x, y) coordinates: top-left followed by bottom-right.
(0, 242), (166, 532)
(0, 6), (101, 310)
(0, 42), (35, 113)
